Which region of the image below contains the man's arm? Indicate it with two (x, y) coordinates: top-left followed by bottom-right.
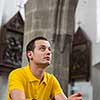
(10, 89), (31, 100)
(52, 93), (67, 100)
(53, 92), (82, 100)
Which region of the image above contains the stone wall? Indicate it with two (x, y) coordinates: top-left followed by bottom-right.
(92, 63), (100, 100)
(0, 72), (8, 100)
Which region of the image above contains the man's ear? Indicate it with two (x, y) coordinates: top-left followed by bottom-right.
(27, 51), (33, 60)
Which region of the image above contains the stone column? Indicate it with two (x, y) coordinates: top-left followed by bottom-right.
(22, 0), (78, 96)
(22, 0), (57, 65)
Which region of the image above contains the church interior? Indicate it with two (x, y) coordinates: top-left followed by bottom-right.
(0, 0), (100, 100)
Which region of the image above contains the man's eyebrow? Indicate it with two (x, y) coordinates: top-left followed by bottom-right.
(38, 45), (46, 47)
(38, 45), (51, 47)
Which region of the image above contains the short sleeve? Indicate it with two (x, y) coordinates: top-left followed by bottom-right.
(50, 75), (63, 98)
(8, 69), (25, 93)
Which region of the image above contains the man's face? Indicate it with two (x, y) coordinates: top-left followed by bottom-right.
(31, 40), (52, 67)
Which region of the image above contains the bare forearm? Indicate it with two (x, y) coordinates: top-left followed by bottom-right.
(54, 92), (82, 100)
(10, 98), (32, 100)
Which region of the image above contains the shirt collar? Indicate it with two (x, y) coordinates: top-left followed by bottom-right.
(26, 64), (47, 85)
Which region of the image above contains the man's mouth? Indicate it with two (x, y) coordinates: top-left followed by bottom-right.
(44, 57), (50, 61)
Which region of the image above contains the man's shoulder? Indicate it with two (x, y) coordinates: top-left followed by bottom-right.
(9, 65), (28, 77)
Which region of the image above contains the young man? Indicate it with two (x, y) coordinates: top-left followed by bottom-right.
(7, 36), (82, 100)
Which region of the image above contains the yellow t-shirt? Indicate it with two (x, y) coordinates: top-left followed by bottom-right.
(7, 64), (63, 100)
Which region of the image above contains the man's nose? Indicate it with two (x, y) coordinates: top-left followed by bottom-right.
(46, 48), (51, 55)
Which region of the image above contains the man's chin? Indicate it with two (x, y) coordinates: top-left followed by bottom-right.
(45, 62), (50, 66)
(44, 62), (51, 66)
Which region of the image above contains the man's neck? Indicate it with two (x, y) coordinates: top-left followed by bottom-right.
(29, 63), (45, 80)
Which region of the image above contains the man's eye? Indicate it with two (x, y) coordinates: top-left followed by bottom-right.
(48, 47), (52, 51)
(39, 47), (46, 51)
